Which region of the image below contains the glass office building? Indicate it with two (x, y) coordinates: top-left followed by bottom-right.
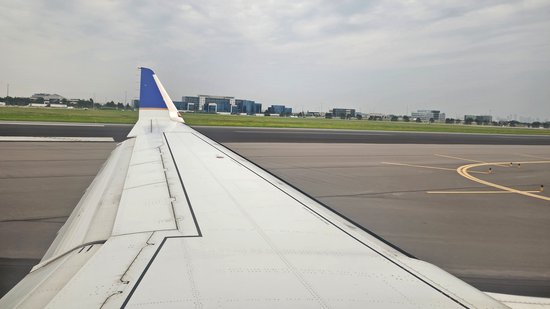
(235, 99), (262, 115)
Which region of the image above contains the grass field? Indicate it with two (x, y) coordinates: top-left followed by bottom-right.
(181, 113), (550, 135)
(0, 106), (138, 124)
(1, 106), (549, 135)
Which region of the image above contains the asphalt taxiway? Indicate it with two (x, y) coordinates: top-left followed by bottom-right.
(194, 126), (550, 145)
(0, 122), (549, 297)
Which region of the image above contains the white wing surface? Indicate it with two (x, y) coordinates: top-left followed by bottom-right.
(1, 68), (517, 308)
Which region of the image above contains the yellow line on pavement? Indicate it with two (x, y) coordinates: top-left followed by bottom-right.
(435, 154), (509, 167)
(382, 162), (489, 174)
(456, 161), (550, 201)
(427, 190), (541, 194)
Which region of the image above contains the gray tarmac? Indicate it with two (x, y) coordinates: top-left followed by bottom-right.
(194, 126), (550, 145)
(0, 142), (115, 296)
(0, 123), (549, 297)
(0, 122), (132, 142)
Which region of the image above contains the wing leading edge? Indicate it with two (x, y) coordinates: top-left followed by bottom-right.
(0, 68), (526, 308)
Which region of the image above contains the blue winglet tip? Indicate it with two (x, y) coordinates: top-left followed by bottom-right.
(139, 67), (166, 109)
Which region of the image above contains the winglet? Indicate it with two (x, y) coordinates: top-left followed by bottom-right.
(139, 67), (167, 109)
(137, 67), (184, 122)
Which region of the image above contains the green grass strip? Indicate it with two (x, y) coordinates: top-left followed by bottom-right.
(181, 113), (550, 135)
(0, 107), (138, 124)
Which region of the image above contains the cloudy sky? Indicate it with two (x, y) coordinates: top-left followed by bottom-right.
(1, 0), (549, 120)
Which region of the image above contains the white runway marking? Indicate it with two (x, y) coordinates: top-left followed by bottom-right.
(0, 120), (106, 127)
(0, 136), (114, 142)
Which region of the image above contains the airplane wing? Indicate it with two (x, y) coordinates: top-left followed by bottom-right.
(1, 68), (544, 308)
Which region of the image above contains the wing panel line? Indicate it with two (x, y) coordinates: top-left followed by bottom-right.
(163, 132), (202, 237)
(120, 235), (201, 308)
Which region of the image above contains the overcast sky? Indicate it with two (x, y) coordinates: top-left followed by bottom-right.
(1, 0), (549, 120)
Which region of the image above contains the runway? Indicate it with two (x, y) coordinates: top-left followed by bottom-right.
(194, 126), (550, 145)
(0, 121), (549, 298)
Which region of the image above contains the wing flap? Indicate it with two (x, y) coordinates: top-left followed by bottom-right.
(112, 135), (177, 236)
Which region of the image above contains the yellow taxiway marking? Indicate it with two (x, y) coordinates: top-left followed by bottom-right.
(382, 162), (489, 174)
(457, 161), (550, 201)
(427, 190), (541, 194)
(435, 154), (509, 167)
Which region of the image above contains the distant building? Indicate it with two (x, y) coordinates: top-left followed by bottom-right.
(180, 95), (261, 115)
(235, 99), (262, 115)
(178, 96), (200, 111)
(198, 95), (234, 113)
(306, 111), (322, 117)
(464, 115), (492, 124)
(411, 110), (445, 122)
(267, 105), (292, 116)
(331, 108), (356, 119)
(31, 93), (65, 103)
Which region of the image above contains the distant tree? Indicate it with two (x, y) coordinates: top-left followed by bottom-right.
(264, 111), (271, 116)
(93, 103), (101, 109)
(117, 102), (124, 109)
(125, 103), (131, 109)
(390, 116), (398, 121)
(403, 115), (410, 122)
(325, 113), (333, 119)
(464, 118), (473, 125)
(429, 118), (435, 123)
(445, 118), (454, 124)
(509, 120), (519, 127)
(105, 101), (116, 108)
(5, 96), (32, 106)
(356, 114), (363, 120)
(455, 119), (461, 124)
(416, 118), (422, 123)
(543, 122), (550, 129)
(75, 100), (86, 108)
(532, 121), (541, 128)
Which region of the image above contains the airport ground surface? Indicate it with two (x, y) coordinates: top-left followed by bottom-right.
(0, 121), (549, 298)
(3, 121), (550, 145)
